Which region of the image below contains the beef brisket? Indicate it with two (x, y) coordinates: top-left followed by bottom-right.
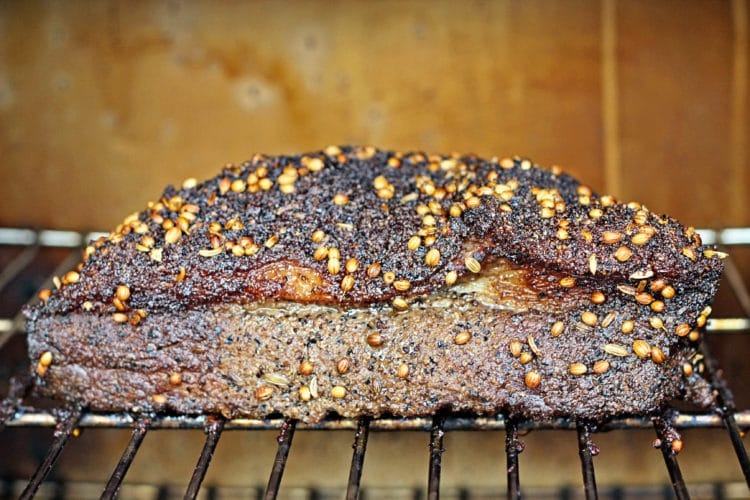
(25, 146), (724, 422)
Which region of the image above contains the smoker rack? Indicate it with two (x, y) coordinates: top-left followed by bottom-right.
(0, 227), (749, 500)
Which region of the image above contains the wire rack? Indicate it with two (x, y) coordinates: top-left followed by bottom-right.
(1, 227), (749, 500)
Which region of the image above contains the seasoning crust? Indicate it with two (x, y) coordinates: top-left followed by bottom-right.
(25, 146), (725, 423)
(30, 146), (724, 315)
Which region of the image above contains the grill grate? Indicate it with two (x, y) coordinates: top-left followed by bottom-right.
(185, 416), (225, 500)
(346, 416), (370, 500)
(1, 228), (749, 499)
(505, 419), (521, 500)
(576, 422), (599, 499)
(101, 415), (150, 499)
(18, 409), (82, 500)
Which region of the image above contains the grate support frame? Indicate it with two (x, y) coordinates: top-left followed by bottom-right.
(0, 227), (749, 499)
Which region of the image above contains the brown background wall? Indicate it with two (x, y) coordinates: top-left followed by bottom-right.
(1, 0), (750, 493)
(0, 0), (747, 231)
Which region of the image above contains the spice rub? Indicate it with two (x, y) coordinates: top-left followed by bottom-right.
(25, 146), (724, 422)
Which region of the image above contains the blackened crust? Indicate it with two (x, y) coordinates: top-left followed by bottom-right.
(28, 146), (724, 316)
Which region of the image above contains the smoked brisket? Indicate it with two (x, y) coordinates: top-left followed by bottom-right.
(25, 146), (724, 422)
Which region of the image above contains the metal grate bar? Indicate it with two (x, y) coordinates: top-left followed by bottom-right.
(505, 419), (521, 500)
(184, 416), (225, 500)
(653, 418), (689, 500)
(707, 318), (750, 333)
(100, 416), (151, 500)
(19, 409), (82, 500)
(346, 417), (371, 500)
(1, 247), (85, 347)
(263, 419), (296, 500)
(0, 244), (39, 293)
(724, 255), (750, 318)
(427, 414), (446, 500)
(696, 227), (750, 245)
(0, 228), (108, 248)
(6, 409), (750, 431)
(700, 339), (750, 490)
(576, 421), (599, 500)
(723, 413), (750, 489)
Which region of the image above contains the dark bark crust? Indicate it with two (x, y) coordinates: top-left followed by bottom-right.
(25, 146), (722, 423)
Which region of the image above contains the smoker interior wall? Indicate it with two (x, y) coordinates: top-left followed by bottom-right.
(0, 1), (747, 231)
(0, 0), (749, 492)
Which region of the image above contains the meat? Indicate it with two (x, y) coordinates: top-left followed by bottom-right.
(24, 146), (724, 422)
